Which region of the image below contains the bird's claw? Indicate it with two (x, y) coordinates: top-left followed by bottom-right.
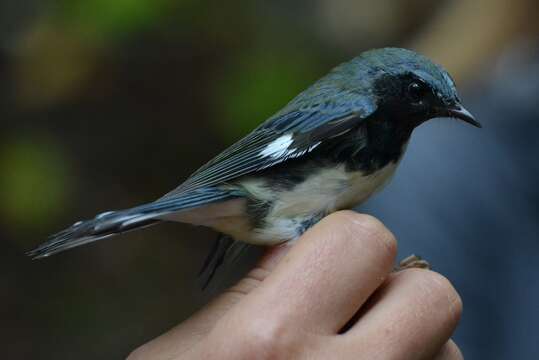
(395, 254), (431, 271)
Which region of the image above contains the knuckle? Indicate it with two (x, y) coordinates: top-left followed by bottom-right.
(338, 211), (397, 257)
(236, 318), (299, 359)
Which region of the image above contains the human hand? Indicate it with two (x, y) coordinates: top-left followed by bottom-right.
(128, 211), (463, 359)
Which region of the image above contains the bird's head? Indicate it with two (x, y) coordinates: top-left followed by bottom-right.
(356, 48), (481, 130)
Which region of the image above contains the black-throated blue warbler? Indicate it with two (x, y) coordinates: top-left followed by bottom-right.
(28, 48), (480, 284)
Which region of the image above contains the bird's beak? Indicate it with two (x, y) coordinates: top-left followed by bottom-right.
(441, 104), (481, 128)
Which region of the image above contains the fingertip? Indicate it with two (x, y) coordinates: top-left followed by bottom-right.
(433, 339), (464, 360)
(350, 212), (397, 258)
(317, 211), (397, 265)
(388, 268), (463, 337)
(347, 268), (463, 358)
(402, 269), (463, 326)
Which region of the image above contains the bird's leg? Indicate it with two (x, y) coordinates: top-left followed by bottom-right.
(395, 254), (430, 271)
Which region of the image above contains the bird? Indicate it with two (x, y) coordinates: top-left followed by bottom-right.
(28, 47), (481, 286)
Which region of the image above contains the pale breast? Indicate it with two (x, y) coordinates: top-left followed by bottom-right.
(334, 162), (398, 210)
(241, 161), (399, 244)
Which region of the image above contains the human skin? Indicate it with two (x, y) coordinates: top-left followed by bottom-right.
(128, 211), (463, 359)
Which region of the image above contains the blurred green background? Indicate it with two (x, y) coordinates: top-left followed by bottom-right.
(1, 0), (537, 359)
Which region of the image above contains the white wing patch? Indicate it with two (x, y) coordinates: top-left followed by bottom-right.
(259, 134), (295, 159)
(259, 134), (322, 162)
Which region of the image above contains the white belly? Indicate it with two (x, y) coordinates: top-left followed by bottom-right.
(240, 162), (399, 244)
(334, 162), (398, 210)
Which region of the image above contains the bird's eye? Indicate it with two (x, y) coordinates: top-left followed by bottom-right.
(407, 81), (426, 103)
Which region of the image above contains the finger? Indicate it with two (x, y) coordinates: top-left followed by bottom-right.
(343, 269), (462, 359)
(226, 211), (397, 334)
(126, 245), (292, 360)
(178, 245), (291, 330)
(224, 244), (292, 296)
(432, 340), (463, 360)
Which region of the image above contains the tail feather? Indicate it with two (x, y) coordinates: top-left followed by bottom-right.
(198, 233), (235, 289)
(26, 211), (160, 259)
(198, 234), (252, 290)
(28, 187), (239, 259)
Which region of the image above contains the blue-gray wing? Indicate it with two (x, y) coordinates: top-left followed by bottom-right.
(163, 93), (376, 198)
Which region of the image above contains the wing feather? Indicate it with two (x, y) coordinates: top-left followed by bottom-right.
(162, 89), (377, 199)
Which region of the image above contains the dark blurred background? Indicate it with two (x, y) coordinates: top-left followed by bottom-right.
(1, 0), (538, 358)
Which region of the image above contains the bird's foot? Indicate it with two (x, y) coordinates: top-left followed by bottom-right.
(395, 254), (431, 271)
